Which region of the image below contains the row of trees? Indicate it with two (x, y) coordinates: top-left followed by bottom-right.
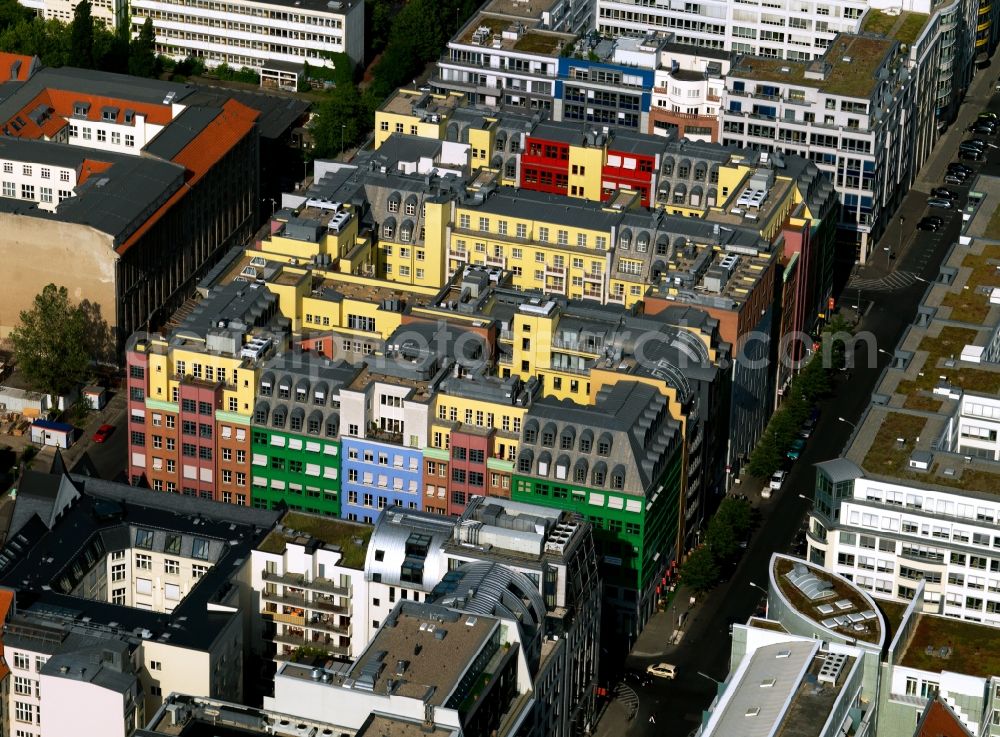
(309, 0), (482, 158)
(744, 314), (858, 481)
(680, 496), (755, 593)
(0, 0), (159, 77)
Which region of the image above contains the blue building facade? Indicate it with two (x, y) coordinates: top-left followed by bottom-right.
(555, 57), (654, 131)
(340, 436), (423, 523)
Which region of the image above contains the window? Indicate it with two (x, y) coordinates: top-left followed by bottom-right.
(164, 559), (180, 575)
(111, 563), (126, 581)
(193, 564), (208, 578)
(14, 702), (36, 724)
(150, 660), (162, 671)
(191, 538), (210, 560)
(165, 533), (181, 555)
(135, 528), (154, 549)
(13, 653), (28, 669)
(135, 553), (152, 570)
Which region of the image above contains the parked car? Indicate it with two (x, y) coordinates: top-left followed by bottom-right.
(947, 162), (974, 175)
(916, 218), (942, 231)
(786, 438), (806, 460)
(945, 174), (968, 185)
(960, 140), (988, 151)
(623, 670), (652, 688)
(979, 111), (999, 120)
(799, 417), (816, 439)
(930, 187), (957, 200)
(92, 424), (115, 443)
(959, 149), (984, 161)
(646, 663), (678, 680)
(927, 198), (954, 209)
(970, 123), (997, 135)
(769, 470), (787, 491)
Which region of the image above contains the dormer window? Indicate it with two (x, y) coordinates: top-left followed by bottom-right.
(73, 102), (90, 117)
(124, 109), (135, 124)
(102, 107), (119, 122)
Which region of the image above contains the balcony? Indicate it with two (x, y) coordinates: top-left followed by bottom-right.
(486, 253), (506, 267)
(449, 249), (469, 261)
(306, 613), (351, 636)
(608, 293), (626, 304)
(499, 329), (513, 341)
(262, 588), (307, 608)
(309, 577), (351, 597)
(583, 271), (603, 282)
(274, 631), (350, 658)
(262, 570), (350, 597)
(551, 337), (603, 352)
(545, 263), (566, 275)
(309, 597), (350, 615)
(270, 610), (304, 625)
(262, 570), (307, 587)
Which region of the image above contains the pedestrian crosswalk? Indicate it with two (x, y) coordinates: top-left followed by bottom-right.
(613, 684), (639, 720)
(846, 270), (920, 292)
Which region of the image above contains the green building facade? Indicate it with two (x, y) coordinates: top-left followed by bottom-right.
(250, 427), (341, 515)
(510, 381), (686, 641)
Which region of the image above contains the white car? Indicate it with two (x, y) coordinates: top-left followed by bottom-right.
(646, 662), (678, 679)
(769, 470), (786, 491)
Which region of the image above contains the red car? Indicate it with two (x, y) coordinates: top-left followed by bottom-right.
(92, 424), (114, 443)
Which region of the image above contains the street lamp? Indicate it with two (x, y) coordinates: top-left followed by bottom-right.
(797, 493), (811, 502)
(341, 123), (346, 155)
(697, 671), (722, 686)
(895, 216), (905, 266)
(749, 581), (766, 594)
(837, 416), (858, 430)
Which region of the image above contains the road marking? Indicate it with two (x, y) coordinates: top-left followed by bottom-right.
(848, 270), (919, 292)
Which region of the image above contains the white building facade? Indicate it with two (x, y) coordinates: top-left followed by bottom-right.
(129, 0), (365, 73)
(808, 447), (1000, 625)
(595, 0), (867, 58)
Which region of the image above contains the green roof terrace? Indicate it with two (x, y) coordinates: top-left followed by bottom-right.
(258, 511), (373, 569)
(731, 34), (897, 98)
(898, 613), (1000, 679)
(862, 9), (931, 46)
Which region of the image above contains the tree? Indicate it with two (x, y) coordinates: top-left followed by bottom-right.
(679, 545), (719, 593)
(0, 18), (72, 67)
(747, 425), (783, 478)
(128, 16), (158, 78)
(10, 284), (98, 398)
(368, 0), (398, 54)
(706, 514), (738, 560)
(714, 496), (753, 538)
(310, 82), (365, 158)
(70, 0), (94, 68)
(0, 0), (32, 33)
(705, 496), (753, 561)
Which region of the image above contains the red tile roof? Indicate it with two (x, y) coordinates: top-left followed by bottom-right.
(2, 87), (174, 141)
(0, 52), (37, 82)
(117, 98), (259, 254)
(916, 699), (974, 737)
(78, 158), (114, 186)
(0, 589), (14, 682)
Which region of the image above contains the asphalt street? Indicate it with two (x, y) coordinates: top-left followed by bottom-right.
(604, 59), (1000, 737)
